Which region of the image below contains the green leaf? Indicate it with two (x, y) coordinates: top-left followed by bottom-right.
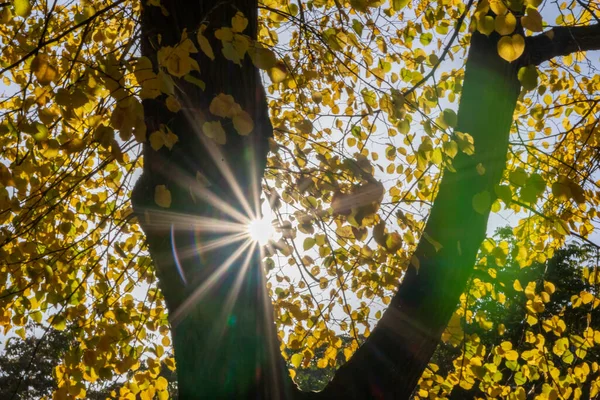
(442, 109), (457, 128)
(51, 315), (67, 331)
(518, 65), (539, 91)
(514, 371), (527, 385)
(31, 310), (42, 323)
(419, 33), (433, 46)
(472, 191), (491, 214)
(303, 237), (316, 251)
(494, 185), (512, 205)
(352, 19), (363, 36)
(392, 0), (409, 11)
(184, 74), (206, 90)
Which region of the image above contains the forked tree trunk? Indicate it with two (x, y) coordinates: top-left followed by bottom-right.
(131, 0), (600, 398)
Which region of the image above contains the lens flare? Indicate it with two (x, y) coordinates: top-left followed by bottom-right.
(247, 215), (275, 246)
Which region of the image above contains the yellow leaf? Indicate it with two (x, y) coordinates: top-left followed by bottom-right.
(164, 128), (179, 149)
(14, 0), (31, 17)
(157, 390), (169, 400)
(16, 327), (25, 339)
(290, 353), (303, 368)
(155, 376), (168, 391)
(149, 131), (165, 151)
(522, 9), (543, 32)
(497, 34), (525, 62)
(0, 6), (12, 22)
(166, 95), (181, 113)
(215, 27), (234, 42)
(197, 25), (215, 60)
(269, 62), (288, 83)
(490, 0), (507, 15)
(495, 13), (516, 36)
(513, 279), (523, 291)
(135, 56), (161, 99)
(154, 185), (172, 208)
(202, 121), (227, 144)
(581, 291), (594, 304)
(232, 110), (254, 135)
(505, 350), (519, 361)
(477, 15), (495, 36)
(544, 281), (556, 294)
(249, 46), (277, 70)
(31, 54), (57, 86)
(231, 11), (248, 33)
(209, 93), (240, 118)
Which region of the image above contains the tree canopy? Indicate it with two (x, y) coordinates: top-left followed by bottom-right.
(0, 0), (600, 398)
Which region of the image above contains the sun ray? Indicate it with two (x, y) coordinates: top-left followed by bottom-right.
(169, 239), (253, 327)
(210, 241), (257, 341)
(182, 106), (256, 219)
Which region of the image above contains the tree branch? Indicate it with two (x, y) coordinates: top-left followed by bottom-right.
(525, 23), (600, 66)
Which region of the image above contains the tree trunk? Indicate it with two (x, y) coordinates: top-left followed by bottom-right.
(132, 0), (294, 398)
(131, 0), (600, 398)
(318, 28), (521, 400)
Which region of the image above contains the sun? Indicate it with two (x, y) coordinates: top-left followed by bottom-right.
(247, 215), (275, 246)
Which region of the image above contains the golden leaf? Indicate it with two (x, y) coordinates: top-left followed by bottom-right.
(497, 34), (525, 62)
(154, 185), (172, 208)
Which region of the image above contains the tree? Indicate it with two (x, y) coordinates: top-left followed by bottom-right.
(0, 323), (179, 399)
(0, 0), (599, 399)
(0, 323), (73, 399)
(429, 229), (600, 398)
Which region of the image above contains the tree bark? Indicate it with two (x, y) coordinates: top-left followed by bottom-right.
(317, 28), (521, 400)
(132, 0), (294, 398)
(131, 0), (600, 397)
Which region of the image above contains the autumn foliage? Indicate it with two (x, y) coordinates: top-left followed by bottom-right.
(1, 0), (600, 399)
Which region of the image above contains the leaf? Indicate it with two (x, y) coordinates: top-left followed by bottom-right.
(497, 34), (525, 62)
(202, 121), (227, 144)
(268, 62), (288, 83)
(489, 0), (508, 15)
(303, 237), (316, 250)
(477, 15), (495, 36)
(233, 111), (254, 135)
(522, 8), (543, 32)
(183, 74), (206, 90)
(554, 218), (569, 235)
(392, 0), (409, 11)
(249, 46), (277, 70)
(51, 315), (67, 331)
(513, 280), (523, 291)
(154, 185), (172, 208)
(311, 91), (323, 104)
(209, 93), (239, 118)
(197, 25), (215, 60)
(472, 191), (491, 214)
(495, 13), (516, 36)
(352, 19), (364, 36)
(290, 353), (303, 368)
(505, 350), (519, 361)
(518, 65), (538, 91)
(155, 377), (168, 391)
(31, 54), (57, 86)
(166, 95), (181, 113)
(442, 109), (457, 128)
(419, 33), (433, 46)
(231, 12), (248, 33)
(14, 0), (31, 17)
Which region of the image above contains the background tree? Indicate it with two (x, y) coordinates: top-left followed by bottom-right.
(0, 0), (600, 399)
(0, 323), (179, 399)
